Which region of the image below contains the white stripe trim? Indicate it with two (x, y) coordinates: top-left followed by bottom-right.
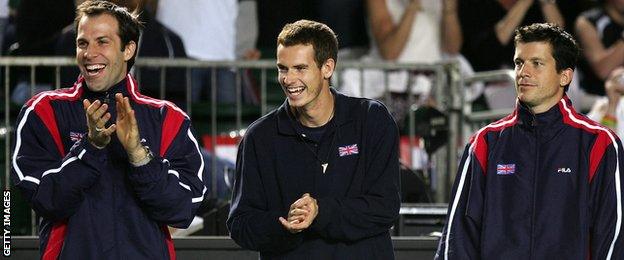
(192, 187), (208, 203)
(560, 100), (622, 259)
(23, 176), (40, 185)
(12, 83), (82, 182)
(444, 114), (517, 259)
(187, 129), (205, 182)
(168, 170), (180, 178)
(78, 149), (86, 159)
(41, 156), (79, 178)
(179, 182), (191, 191)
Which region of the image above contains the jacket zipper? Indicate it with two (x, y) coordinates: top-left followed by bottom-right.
(530, 115), (538, 259)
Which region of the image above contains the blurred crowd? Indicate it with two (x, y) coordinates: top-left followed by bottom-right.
(0, 0), (623, 129)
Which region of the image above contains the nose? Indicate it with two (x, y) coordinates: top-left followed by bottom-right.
(517, 64), (531, 79)
(83, 44), (98, 59)
(281, 71), (296, 86)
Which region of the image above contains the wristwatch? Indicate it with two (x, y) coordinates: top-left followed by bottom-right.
(130, 145), (154, 166)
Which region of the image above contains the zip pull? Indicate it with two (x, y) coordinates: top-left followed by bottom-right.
(102, 92), (111, 105)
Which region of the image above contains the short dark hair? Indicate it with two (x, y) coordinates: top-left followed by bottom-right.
(277, 19), (339, 68)
(514, 23), (580, 73)
(75, 0), (142, 72)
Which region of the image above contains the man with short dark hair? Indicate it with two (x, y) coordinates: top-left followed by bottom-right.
(227, 19), (400, 259)
(10, 1), (205, 258)
(436, 23), (624, 259)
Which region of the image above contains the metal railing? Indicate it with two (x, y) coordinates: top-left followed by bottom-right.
(0, 57), (515, 235)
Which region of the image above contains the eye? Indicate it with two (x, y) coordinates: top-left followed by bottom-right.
(77, 41), (87, 48)
(514, 60), (523, 68)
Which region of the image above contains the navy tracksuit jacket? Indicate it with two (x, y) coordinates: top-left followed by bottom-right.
(436, 96), (624, 259)
(11, 75), (205, 259)
(227, 89), (400, 259)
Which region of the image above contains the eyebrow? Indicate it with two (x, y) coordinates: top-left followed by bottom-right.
(514, 57), (546, 62)
(76, 35), (110, 42)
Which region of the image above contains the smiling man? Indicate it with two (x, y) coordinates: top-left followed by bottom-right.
(436, 23), (624, 259)
(10, 1), (205, 259)
(227, 20), (400, 259)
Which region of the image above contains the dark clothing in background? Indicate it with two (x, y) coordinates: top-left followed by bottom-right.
(55, 12), (188, 103)
(576, 7), (624, 96)
(459, 0), (547, 71)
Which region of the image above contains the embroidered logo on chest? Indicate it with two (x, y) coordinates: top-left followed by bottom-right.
(496, 164), (515, 175)
(557, 167), (572, 174)
(69, 131), (84, 142)
(338, 144), (359, 157)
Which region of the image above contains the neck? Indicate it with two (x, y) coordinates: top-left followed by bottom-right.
(294, 92), (335, 128)
(525, 97), (562, 114)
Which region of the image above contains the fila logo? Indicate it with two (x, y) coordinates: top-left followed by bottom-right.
(557, 167), (571, 174)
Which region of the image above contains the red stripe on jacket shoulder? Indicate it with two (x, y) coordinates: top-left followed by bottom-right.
(470, 111), (518, 175)
(27, 85), (83, 157)
(558, 98), (614, 182)
(160, 109), (185, 157)
(124, 75), (188, 157)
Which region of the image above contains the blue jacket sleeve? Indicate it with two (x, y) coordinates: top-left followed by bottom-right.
(11, 105), (104, 221)
(435, 143), (484, 260)
(127, 118), (206, 228)
(589, 137), (624, 258)
(308, 109), (401, 242)
(226, 133), (304, 253)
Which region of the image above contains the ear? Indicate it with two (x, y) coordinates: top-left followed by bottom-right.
(559, 68), (573, 87)
(122, 41), (137, 62)
(321, 58), (335, 80)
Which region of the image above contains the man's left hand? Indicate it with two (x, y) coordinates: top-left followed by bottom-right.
(279, 193), (318, 233)
(114, 93), (145, 163)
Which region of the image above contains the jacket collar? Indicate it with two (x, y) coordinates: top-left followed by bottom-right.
(516, 95), (575, 142)
(81, 74), (135, 102)
(277, 88), (352, 136)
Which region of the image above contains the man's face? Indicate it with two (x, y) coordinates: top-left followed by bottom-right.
(513, 41), (570, 113)
(76, 13), (135, 92)
(276, 44), (333, 110)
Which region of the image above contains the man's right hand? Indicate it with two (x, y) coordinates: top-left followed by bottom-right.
(83, 99), (116, 148)
(279, 193), (319, 234)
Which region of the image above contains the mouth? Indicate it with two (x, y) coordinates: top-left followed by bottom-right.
(84, 64), (106, 77)
(285, 86), (305, 96)
(518, 82), (537, 88)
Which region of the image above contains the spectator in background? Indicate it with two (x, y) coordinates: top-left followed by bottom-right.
(458, 0), (565, 110)
(575, 0), (624, 96)
(587, 66), (624, 137)
(315, 0), (370, 60)
(156, 0), (238, 104)
(459, 0), (565, 72)
(340, 0), (463, 127)
(6, 0), (75, 104)
(254, 0), (315, 58)
(55, 0), (188, 106)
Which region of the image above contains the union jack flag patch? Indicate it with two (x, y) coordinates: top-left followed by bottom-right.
(338, 144), (359, 157)
(70, 131), (84, 142)
(496, 164), (515, 175)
